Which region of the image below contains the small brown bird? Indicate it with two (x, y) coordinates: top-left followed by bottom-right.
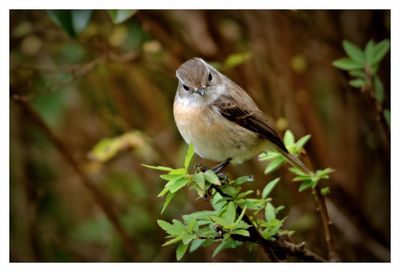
(173, 57), (309, 173)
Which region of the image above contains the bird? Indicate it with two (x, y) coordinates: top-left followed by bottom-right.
(173, 57), (309, 174)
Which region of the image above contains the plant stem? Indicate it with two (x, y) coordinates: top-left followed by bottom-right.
(313, 185), (340, 262)
(303, 154), (340, 261)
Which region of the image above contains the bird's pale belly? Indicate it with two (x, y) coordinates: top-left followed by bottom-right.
(173, 103), (265, 163)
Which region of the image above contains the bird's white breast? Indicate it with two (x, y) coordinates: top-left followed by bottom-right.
(173, 98), (262, 163)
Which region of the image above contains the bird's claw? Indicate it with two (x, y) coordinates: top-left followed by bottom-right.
(194, 163), (209, 173)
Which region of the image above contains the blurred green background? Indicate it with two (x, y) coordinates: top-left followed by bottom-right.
(10, 10), (390, 262)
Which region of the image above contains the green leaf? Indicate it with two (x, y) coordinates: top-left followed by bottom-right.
(162, 234), (183, 246)
(221, 186), (240, 198)
(374, 75), (384, 103)
(295, 135), (311, 150)
(283, 130), (295, 147)
(343, 40), (365, 64)
(48, 11), (74, 36)
(160, 174), (184, 181)
(48, 10), (92, 37)
(231, 229), (250, 237)
(298, 181), (313, 192)
(193, 172), (205, 190)
(182, 233), (196, 245)
(289, 167), (308, 177)
(236, 220), (251, 230)
(372, 39), (390, 65)
(168, 176), (188, 193)
(108, 10), (136, 24)
(157, 186), (169, 197)
(332, 58), (364, 70)
(349, 70), (367, 79)
(169, 168), (187, 175)
(183, 210), (216, 224)
(176, 242), (189, 261)
(264, 156), (285, 174)
(293, 176), (311, 182)
(232, 175), (254, 185)
(71, 10), (93, 34)
(172, 219), (187, 232)
(211, 192), (227, 211)
(316, 168), (334, 177)
(237, 190), (254, 199)
(262, 178), (280, 199)
(235, 206), (247, 224)
(187, 218), (197, 233)
(190, 239), (205, 253)
(365, 40), (375, 65)
(141, 164), (174, 172)
(275, 205), (285, 214)
(224, 52), (252, 69)
(212, 238), (241, 258)
(157, 220), (175, 235)
(383, 109), (390, 127)
(204, 170), (221, 185)
(184, 144), (195, 170)
(194, 186), (205, 198)
(212, 239), (229, 258)
(180, 233), (195, 245)
(161, 192), (175, 214)
(259, 151), (282, 161)
(265, 203), (276, 221)
(241, 199), (264, 210)
(210, 216), (228, 226)
(349, 78), (365, 88)
(321, 186), (331, 196)
(223, 202), (236, 224)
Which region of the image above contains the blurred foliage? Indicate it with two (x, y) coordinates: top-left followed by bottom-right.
(10, 10), (390, 262)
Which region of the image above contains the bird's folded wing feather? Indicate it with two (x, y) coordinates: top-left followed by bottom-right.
(212, 95), (288, 153)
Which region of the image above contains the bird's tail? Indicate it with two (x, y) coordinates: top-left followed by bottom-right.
(279, 151), (312, 174)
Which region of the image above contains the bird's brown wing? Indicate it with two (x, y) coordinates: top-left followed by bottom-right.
(212, 95), (288, 153)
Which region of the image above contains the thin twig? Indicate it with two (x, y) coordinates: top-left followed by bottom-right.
(303, 154), (340, 261)
(14, 98), (138, 260)
(313, 185), (340, 261)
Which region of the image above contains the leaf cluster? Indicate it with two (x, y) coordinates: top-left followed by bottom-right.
(145, 144), (287, 260)
(332, 39), (390, 127)
(259, 130), (334, 193)
(258, 130), (310, 174)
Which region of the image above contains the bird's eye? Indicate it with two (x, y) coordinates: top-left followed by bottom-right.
(208, 73), (213, 81)
(183, 85), (189, 91)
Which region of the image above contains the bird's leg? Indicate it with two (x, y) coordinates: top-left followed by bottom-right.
(211, 158), (232, 174)
(194, 163), (209, 173)
(211, 158), (232, 182)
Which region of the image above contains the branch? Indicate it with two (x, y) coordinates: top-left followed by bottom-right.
(303, 154), (340, 261)
(14, 98), (138, 260)
(211, 185), (326, 262)
(313, 185), (340, 261)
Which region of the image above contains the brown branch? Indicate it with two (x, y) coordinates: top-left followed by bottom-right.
(362, 67), (390, 139)
(14, 98), (138, 260)
(313, 185), (340, 261)
(211, 185), (326, 262)
(303, 154), (340, 262)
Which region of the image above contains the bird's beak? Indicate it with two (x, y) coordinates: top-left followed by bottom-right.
(195, 87), (205, 96)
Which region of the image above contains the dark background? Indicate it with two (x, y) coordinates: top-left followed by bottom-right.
(10, 10), (390, 261)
